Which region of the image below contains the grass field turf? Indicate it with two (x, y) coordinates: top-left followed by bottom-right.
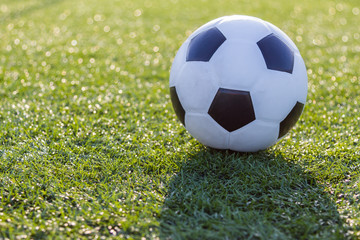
(0, 0), (359, 239)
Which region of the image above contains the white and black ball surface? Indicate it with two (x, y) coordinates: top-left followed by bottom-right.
(169, 15), (308, 152)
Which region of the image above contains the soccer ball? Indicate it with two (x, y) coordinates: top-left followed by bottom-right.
(169, 15), (307, 152)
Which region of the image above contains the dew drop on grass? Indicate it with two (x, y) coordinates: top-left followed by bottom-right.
(134, 9), (142, 17)
(94, 14), (104, 22)
(353, 7), (360, 15)
(104, 26), (110, 32)
(153, 25), (160, 32)
(0, 4), (8, 13)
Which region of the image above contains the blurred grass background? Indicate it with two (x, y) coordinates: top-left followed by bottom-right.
(0, 0), (359, 239)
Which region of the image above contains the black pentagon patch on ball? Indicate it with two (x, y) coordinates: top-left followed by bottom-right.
(208, 88), (256, 132)
(278, 101), (304, 138)
(170, 86), (185, 126)
(186, 27), (226, 62)
(257, 33), (294, 74)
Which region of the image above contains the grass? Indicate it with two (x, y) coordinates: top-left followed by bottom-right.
(0, 0), (359, 239)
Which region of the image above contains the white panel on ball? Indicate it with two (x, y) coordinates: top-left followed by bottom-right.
(216, 15), (272, 42)
(175, 62), (219, 113)
(251, 71), (301, 122)
(229, 120), (279, 152)
(211, 40), (266, 90)
(292, 53), (308, 104)
(185, 113), (229, 149)
(170, 41), (189, 87)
